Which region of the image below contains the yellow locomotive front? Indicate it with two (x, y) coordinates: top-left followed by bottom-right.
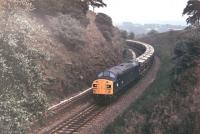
(92, 79), (114, 95)
(92, 71), (117, 104)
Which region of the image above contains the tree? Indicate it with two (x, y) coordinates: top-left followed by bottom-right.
(128, 32), (135, 39)
(147, 29), (158, 36)
(90, 0), (106, 8)
(83, 0), (106, 9)
(183, 0), (200, 26)
(120, 30), (128, 39)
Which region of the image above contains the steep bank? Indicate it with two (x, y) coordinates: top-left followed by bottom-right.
(0, 0), (126, 133)
(31, 0), (126, 102)
(35, 10), (125, 103)
(104, 29), (200, 134)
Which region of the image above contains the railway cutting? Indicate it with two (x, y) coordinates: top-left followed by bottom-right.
(34, 40), (157, 134)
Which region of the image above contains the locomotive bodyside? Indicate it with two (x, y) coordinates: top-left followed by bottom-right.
(92, 61), (139, 103)
(92, 40), (155, 104)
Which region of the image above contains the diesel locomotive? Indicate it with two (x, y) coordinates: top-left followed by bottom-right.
(92, 40), (154, 104)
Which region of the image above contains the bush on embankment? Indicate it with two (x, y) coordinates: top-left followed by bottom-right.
(104, 30), (200, 134)
(0, 1), (48, 133)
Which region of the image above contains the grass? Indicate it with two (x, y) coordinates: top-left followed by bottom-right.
(104, 30), (200, 134)
(104, 31), (178, 134)
(104, 54), (173, 134)
(131, 57), (172, 112)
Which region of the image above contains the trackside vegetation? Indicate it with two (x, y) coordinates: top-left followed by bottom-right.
(0, 1), (49, 133)
(104, 30), (200, 134)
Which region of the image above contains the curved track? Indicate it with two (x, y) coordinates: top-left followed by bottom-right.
(36, 40), (155, 134)
(126, 40), (154, 64)
(79, 56), (160, 134)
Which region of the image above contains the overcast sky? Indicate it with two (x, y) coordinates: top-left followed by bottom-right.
(96, 0), (188, 25)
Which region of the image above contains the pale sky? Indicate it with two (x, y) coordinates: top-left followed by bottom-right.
(96, 0), (188, 25)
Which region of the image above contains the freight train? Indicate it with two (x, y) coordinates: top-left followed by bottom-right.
(92, 40), (155, 104)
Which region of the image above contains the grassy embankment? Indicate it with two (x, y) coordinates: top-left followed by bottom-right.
(104, 30), (196, 133)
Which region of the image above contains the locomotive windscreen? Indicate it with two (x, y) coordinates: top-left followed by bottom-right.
(98, 71), (116, 79)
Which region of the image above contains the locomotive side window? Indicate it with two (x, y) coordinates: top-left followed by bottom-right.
(110, 72), (116, 79)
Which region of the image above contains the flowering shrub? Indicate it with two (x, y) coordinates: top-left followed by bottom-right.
(0, 0), (48, 133)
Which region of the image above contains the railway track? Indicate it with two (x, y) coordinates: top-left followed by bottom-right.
(48, 88), (92, 115)
(47, 104), (106, 134)
(35, 40), (154, 134)
(32, 89), (93, 134)
(46, 40), (151, 115)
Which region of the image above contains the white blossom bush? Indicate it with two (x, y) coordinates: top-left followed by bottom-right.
(0, 0), (48, 133)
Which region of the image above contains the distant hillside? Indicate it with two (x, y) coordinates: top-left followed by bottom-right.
(118, 22), (186, 35)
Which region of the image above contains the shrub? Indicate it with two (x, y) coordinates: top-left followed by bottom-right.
(51, 14), (85, 51)
(104, 30), (200, 134)
(147, 30), (159, 36)
(32, 0), (89, 26)
(173, 38), (200, 76)
(0, 1), (48, 133)
(95, 13), (113, 41)
(128, 32), (135, 40)
(120, 30), (128, 39)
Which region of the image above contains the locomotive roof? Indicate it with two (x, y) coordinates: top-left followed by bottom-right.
(107, 61), (139, 76)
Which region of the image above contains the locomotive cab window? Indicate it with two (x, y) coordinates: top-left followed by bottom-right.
(103, 71), (110, 77)
(98, 71), (116, 79)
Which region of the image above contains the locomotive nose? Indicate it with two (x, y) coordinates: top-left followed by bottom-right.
(92, 79), (114, 95)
